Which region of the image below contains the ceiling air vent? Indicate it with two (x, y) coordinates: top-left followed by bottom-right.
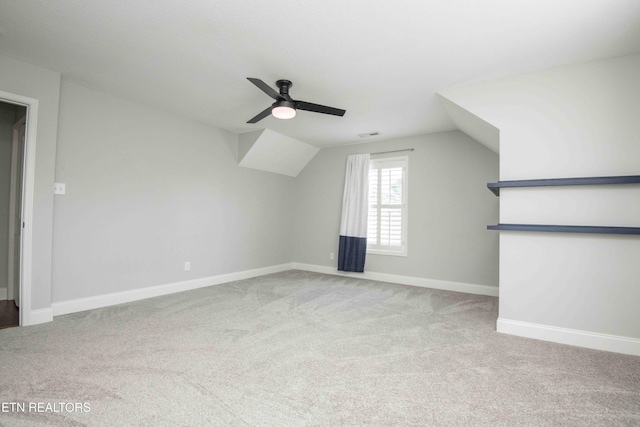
(358, 131), (380, 138)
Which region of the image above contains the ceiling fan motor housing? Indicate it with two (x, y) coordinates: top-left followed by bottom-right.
(276, 79), (293, 96)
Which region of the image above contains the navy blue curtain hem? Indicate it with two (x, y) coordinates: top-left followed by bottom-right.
(338, 235), (367, 272)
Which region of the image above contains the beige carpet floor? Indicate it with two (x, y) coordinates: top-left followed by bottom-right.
(1, 270), (639, 426)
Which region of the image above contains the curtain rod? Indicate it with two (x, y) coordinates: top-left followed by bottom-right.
(370, 148), (414, 155)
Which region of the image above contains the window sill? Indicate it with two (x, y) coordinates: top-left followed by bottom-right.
(367, 249), (407, 257)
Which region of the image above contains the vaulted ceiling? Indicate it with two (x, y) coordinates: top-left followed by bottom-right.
(1, 0), (639, 147)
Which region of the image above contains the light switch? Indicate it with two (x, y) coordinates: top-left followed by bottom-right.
(53, 183), (66, 195)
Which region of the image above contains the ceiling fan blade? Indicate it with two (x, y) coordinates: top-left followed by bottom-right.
(295, 100), (346, 117)
(247, 78), (279, 100)
(247, 106), (273, 123)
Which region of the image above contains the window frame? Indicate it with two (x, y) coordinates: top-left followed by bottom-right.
(366, 155), (408, 257)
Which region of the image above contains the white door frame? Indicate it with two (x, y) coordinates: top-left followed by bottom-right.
(0, 90), (38, 326)
(8, 115), (26, 303)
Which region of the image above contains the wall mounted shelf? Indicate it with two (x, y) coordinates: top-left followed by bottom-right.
(487, 175), (640, 196)
(487, 174), (640, 235)
(487, 224), (640, 235)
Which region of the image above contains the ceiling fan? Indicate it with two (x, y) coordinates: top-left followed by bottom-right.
(246, 78), (346, 123)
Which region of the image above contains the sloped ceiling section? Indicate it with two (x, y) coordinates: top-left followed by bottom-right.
(238, 129), (320, 177)
(437, 93), (500, 154)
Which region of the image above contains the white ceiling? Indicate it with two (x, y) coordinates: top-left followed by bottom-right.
(1, 0), (639, 148)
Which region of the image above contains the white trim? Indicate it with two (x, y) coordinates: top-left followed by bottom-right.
(0, 287), (6, 300)
(8, 116), (26, 303)
(45, 261), (497, 321)
(366, 249), (408, 257)
(0, 90), (39, 327)
(29, 307), (53, 325)
(292, 262), (499, 296)
(52, 263), (294, 317)
(497, 318), (640, 357)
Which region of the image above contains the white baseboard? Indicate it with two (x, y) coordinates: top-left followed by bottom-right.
(52, 263), (295, 317)
(48, 261), (496, 322)
(0, 287), (6, 300)
(37, 262), (640, 357)
(497, 318), (640, 357)
(27, 307), (54, 325)
(292, 262), (499, 297)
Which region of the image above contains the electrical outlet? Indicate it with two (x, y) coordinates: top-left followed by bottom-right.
(184, 261), (191, 271)
(330, 253), (334, 260)
(53, 183), (66, 195)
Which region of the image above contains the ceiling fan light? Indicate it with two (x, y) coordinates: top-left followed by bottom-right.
(272, 105), (296, 119)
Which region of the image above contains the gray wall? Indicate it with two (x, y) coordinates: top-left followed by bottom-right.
(1, 54), (499, 316)
(292, 131), (499, 287)
(441, 53), (640, 351)
(52, 80), (295, 302)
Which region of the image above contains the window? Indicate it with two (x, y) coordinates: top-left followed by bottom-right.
(367, 156), (407, 256)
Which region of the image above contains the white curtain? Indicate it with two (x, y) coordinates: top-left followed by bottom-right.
(338, 153), (370, 272)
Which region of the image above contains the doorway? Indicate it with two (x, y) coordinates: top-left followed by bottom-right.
(0, 100), (27, 329)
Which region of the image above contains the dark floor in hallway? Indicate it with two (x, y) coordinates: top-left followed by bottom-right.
(0, 300), (18, 329)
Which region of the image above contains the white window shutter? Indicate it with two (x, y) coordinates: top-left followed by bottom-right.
(367, 157), (408, 256)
